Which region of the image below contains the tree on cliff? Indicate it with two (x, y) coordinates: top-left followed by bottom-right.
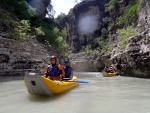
(0, 0), (31, 19)
(0, 0), (68, 54)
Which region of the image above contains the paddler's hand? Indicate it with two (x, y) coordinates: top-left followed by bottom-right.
(60, 75), (64, 80)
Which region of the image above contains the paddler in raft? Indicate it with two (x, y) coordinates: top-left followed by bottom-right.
(44, 55), (65, 80)
(63, 59), (73, 80)
(103, 65), (116, 73)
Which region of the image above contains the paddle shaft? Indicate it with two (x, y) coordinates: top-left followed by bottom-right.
(62, 78), (89, 84)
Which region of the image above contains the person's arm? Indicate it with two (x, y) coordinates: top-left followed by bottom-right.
(58, 64), (65, 77)
(70, 67), (73, 79)
(62, 69), (65, 77)
(43, 66), (49, 77)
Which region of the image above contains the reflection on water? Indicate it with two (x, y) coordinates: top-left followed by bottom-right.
(0, 72), (150, 113)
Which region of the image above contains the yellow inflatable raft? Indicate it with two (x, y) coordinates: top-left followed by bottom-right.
(102, 71), (116, 77)
(24, 73), (78, 96)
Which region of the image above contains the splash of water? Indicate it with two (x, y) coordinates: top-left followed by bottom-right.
(78, 14), (99, 34)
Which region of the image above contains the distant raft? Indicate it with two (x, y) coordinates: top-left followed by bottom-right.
(102, 71), (116, 77)
(24, 73), (78, 96)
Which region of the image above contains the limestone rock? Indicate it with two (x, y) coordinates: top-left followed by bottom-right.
(110, 29), (150, 77)
(102, 0), (150, 78)
(0, 36), (50, 76)
(58, 0), (109, 52)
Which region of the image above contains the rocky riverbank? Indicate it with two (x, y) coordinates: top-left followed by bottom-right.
(0, 36), (51, 76)
(110, 29), (150, 78)
(109, 0), (150, 78)
(0, 1), (59, 76)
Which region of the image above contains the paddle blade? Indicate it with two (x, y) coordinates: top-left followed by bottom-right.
(77, 80), (89, 84)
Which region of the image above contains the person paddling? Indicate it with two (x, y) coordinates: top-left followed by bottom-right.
(63, 59), (73, 79)
(44, 55), (65, 80)
(105, 65), (116, 73)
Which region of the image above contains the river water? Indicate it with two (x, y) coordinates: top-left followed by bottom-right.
(0, 72), (150, 113)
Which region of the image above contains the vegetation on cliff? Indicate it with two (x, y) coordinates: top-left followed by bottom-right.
(118, 26), (136, 48)
(0, 0), (145, 55)
(104, 0), (141, 50)
(56, 0), (143, 62)
(106, 0), (140, 30)
(0, 0), (68, 54)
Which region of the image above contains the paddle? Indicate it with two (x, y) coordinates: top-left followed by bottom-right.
(62, 78), (89, 84)
(77, 79), (89, 84)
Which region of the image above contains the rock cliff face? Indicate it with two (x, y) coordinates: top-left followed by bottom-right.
(59, 0), (109, 52)
(66, 0), (150, 76)
(0, 5), (53, 76)
(0, 36), (51, 76)
(111, 29), (150, 77)
(138, 0), (150, 30)
(110, 0), (150, 78)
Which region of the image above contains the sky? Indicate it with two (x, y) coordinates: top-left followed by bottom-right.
(51, 0), (80, 18)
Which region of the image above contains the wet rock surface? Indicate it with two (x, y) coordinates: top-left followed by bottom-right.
(109, 0), (150, 78)
(110, 29), (150, 78)
(0, 36), (50, 76)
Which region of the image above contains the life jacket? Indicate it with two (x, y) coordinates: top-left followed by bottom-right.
(63, 66), (71, 78)
(47, 64), (61, 77)
(103, 66), (108, 72)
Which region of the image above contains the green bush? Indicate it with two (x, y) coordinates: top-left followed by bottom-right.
(118, 26), (136, 48)
(108, 23), (113, 30)
(102, 17), (111, 26)
(60, 28), (67, 38)
(101, 28), (109, 38)
(101, 45), (109, 53)
(92, 49), (100, 56)
(92, 37), (101, 48)
(14, 20), (31, 41)
(0, 12), (10, 19)
(34, 27), (45, 36)
(105, 0), (121, 12)
(0, 0), (32, 19)
(0, 0), (70, 55)
(118, 0), (140, 26)
(85, 44), (92, 54)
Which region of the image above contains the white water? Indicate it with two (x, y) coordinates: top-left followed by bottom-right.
(0, 73), (150, 113)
